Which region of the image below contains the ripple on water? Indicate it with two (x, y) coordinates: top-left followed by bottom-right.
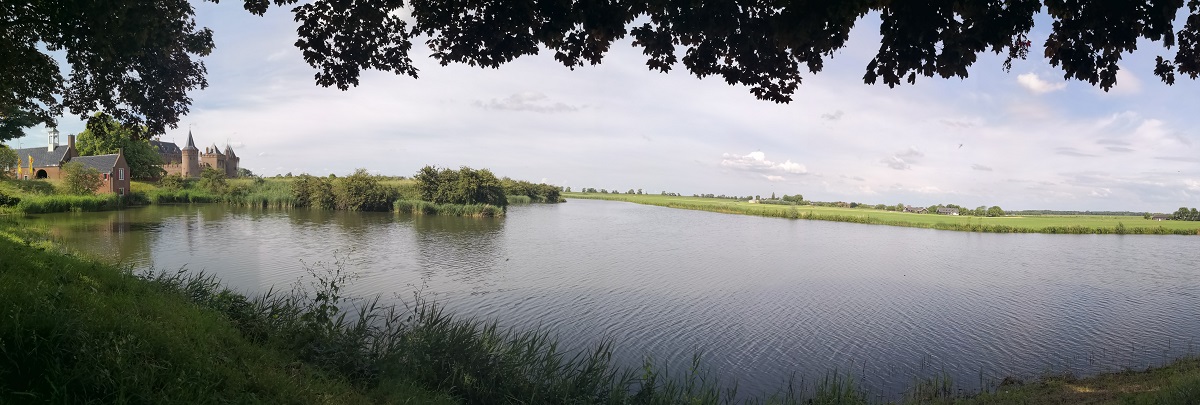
(30, 201), (1200, 399)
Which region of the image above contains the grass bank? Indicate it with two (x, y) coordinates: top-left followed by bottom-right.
(566, 193), (1200, 235)
(1, 179), (127, 214)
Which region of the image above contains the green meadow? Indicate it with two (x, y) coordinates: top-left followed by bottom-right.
(564, 193), (1200, 235)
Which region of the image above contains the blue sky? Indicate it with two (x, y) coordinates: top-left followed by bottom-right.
(9, 5), (1200, 212)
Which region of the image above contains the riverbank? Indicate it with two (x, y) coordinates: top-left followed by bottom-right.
(565, 193), (1200, 235)
(1, 175), (560, 217)
(2, 219), (1198, 404)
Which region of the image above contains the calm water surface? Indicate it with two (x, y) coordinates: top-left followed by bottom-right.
(23, 199), (1200, 398)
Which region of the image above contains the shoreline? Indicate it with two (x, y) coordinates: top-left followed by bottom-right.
(564, 193), (1200, 236)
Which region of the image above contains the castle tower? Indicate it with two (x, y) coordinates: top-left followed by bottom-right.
(223, 145), (239, 177)
(181, 130), (199, 178)
(200, 143), (226, 175)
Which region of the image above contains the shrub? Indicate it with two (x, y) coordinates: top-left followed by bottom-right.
(333, 169), (396, 212)
(199, 167), (227, 194)
(293, 174), (335, 210)
(61, 161), (103, 195)
(0, 191), (20, 206)
(158, 174), (187, 190)
(414, 165), (507, 207)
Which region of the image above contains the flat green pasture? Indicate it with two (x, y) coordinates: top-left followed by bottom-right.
(565, 193), (1200, 234)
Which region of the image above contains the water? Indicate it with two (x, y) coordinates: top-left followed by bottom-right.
(21, 199), (1200, 398)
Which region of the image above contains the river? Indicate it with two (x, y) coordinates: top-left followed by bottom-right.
(21, 199), (1200, 398)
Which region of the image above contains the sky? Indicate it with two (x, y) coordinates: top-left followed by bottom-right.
(9, 5), (1200, 212)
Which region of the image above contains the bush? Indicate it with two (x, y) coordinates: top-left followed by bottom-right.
(61, 161), (103, 195)
(158, 174), (187, 190)
(0, 191), (18, 207)
(414, 165), (507, 207)
(199, 167), (227, 194)
(333, 169), (396, 212)
(292, 174), (335, 210)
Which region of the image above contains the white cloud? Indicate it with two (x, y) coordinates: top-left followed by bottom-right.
(473, 92), (582, 113)
(820, 110), (844, 121)
(881, 147), (923, 170)
(763, 175), (786, 182)
(1017, 73), (1067, 94)
(1110, 67), (1142, 95)
(1186, 179), (1200, 191)
(720, 151), (808, 174)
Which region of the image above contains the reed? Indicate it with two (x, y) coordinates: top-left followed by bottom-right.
(147, 189), (221, 204)
(506, 195), (533, 204)
(13, 194), (122, 214)
(393, 199), (505, 217)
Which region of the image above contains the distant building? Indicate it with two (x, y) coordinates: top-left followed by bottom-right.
(11, 131), (131, 195)
(1151, 214), (1171, 221)
(153, 131), (239, 178)
(936, 207), (960, 215)
(904, 205), (928, 214)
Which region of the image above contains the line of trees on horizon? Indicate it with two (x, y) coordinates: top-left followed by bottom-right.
(1171, 207), (1200, 221)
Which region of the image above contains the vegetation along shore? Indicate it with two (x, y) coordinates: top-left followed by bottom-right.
(564, 192), (1200, 235)
(0, 165), (562, 217)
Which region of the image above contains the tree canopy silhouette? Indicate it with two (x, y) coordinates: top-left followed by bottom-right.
(3, 0), (1199, 138)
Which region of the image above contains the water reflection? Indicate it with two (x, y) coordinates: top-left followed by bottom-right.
(408, 214), (505, 284)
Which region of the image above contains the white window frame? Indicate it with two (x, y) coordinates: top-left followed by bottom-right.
(119, 168), (125, 180)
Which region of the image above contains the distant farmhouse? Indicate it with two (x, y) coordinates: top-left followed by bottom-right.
(10, 131), (131, 195)
(936, 207), (960, 215)
(150, 131), (240, 179)
(903, 205), (928, 214)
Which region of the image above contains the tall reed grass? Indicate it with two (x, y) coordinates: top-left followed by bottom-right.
(14, 194), (123, 214)
(147, 189), (220, 204)
(505, 195), (533, 204)
(394, 199), (505, 217)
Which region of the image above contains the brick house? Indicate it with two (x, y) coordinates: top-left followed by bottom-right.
(72, 151), (131, 196)
(10, 132), (131, 195)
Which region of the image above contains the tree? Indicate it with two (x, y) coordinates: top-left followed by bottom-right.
(61, 161), (102, 195)
(7, 1), (1200, 135)
(3, 0), (212, 136)
(1175, 207), (1191, 220)
(237, 168), (256, 178)
(0, 145), (17, 176)
(987, 206), (1005, 217)
(76, 113), (164, 180)
(0, 106), (40, 143)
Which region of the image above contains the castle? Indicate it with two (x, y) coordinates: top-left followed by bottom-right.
(150, 131), (240, 178)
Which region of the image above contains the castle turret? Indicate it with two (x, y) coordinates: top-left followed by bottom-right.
(223, 145), (239, 177)
(181, 130), (200, 178)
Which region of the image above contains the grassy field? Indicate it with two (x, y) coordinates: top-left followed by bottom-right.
(565, 193), (1200, 235)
